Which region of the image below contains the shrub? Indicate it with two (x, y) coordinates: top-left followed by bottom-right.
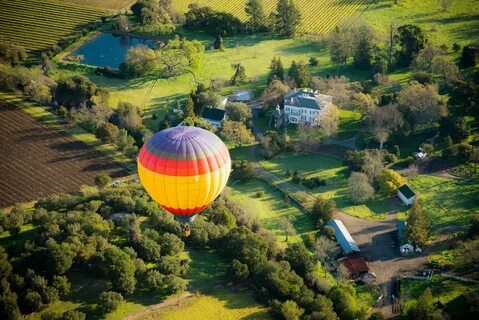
(309, 57), (319, 66)
(98, 291), (123, 313)
(256, 191), (266, 198)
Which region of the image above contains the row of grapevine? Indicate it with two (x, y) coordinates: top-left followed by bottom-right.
(174, 0), (372, 35)
(0, 0), (108, 54)
(59, 0), (136, 11)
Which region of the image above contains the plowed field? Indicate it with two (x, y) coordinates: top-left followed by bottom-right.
(0, 102), (127, 207)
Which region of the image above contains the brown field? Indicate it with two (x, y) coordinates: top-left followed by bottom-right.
(0, 102), (128, 207)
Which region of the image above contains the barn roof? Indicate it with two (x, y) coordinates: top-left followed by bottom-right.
(327, 219), (360, 254)
(342, 255), (369, 275)
(398, 184), (416, 200)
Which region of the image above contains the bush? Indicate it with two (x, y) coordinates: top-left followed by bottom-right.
(291, 170), (302, 184)
(383, 152), (398, 164)
(256, 191), (266, 198)
(309, 57), (319, 66)
(98, 291), (123, 313)
(94, 174), (112, 189)
(302, 177), (326, 189)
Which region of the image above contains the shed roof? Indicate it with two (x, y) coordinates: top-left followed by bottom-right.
(327, 219), (360, 254)
(398, 184), (416, 200)
(342, 255), (369, 275)
(202, 107), (225, 121)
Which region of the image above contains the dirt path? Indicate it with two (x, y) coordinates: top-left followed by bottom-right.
(125, 292), (194, 320)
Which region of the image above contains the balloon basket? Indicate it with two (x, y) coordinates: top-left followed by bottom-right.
(181, 225), (191, 238)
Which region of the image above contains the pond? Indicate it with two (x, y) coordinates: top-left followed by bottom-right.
(68, 32), (156, 68)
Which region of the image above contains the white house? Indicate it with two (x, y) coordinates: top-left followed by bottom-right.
(397, 184), (416, 206)
(283, 89), (333, 126)
(202, 107), (226, 128)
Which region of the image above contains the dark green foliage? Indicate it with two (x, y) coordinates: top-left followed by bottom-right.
(144, 270), (164, 292)
(468, 214), (479, 238)
(230, 63), (246, 85)
(134, 238), (162, 263)
(54, 75), (96, 109)
(185, 5), (244, 36)
(230, 259), (249, 281)
(368, 312), (385, 320)
(328, 284), (364, 320)
(412, 71), (434, 85)
(268, 57), (285, 84)
(284, 242), (314, 277)
(163, 274), (187, 294)
(214, 35), (224, 50)
(393, 145), (401, 158)
(98, 246), (137, 294)
(396, 24), (427, 66)
(94, 174), (112, 189)
(0, 41), (27, 66)
(158, 233), (184, 256)
(231, 160), (255, 181)
(274, 0), (302, 37)
(0, 295), (20, 320)
(406, 200), (429, 247)
(311, 197), (336, 225)
(302, 177), (326, 189)
(460, 45), (477, 68)
(288, 60), (311, 88)
(405, 288), (447, 320)
(98, 291), (123, 313)
(439, 117), (470, 143)
(245, 0), (267, 32)
(457, 143), (475, 163)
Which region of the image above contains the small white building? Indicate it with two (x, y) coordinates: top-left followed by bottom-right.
(283, 89), (332, 126)
(397, 221), (415, 255)
(202, 107), (226, 128)
(397, 184), (416, 206)
(229, 90), (253, 103)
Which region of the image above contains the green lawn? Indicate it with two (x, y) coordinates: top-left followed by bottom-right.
(362, 0), (479, 46)
(401, 276), (478, 312)
(228, 179), (316, 243)
(259, 152), (396, 220)
(337, 107), (361, 141)
(408, 175), (479, 232)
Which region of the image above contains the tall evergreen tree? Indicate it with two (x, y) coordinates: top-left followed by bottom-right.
(245, 0), (267, 32)
(406, 199), (430, 247)
(353, 38), (374, 69)
(268, 57), (285, 84)
(288, 60), (310, 88)
(185, 95), (195, 118)
(274, 0), (301, 37)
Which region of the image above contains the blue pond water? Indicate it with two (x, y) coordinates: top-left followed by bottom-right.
(69, 33), (156, 68)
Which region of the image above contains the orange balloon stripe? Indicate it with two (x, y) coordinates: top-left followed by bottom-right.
(138, 143), (230, 176)
(161, 204), (207, 216)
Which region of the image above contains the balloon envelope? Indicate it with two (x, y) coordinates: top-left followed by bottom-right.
(137, 126), (231, 223)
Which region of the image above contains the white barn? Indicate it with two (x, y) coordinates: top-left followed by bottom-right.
(397, 184), (416, 206)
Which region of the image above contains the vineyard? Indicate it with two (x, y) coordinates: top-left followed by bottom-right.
(0, 102), (128, 207)
(174, 0), (372, 34)
(0, 0), (108, 55)
(60, 0), (136, 11)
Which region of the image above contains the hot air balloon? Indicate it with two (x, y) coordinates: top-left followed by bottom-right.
(137, 126), (231, 236)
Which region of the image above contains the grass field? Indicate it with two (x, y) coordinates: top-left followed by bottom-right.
(401, 276), (479, 313)
(174, 0), (372, 35)
(408, 175), (479, 232)
(0, 0), (107, 54)
(258, 152), (396, 220)
(228, 179), (316, 242)
(362, 0), (479, 46)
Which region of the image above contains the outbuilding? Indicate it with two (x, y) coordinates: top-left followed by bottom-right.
(397, 184), (416, 206)
(202, 107), (226, 128)
(229, 90), (253, 102)
(397, 221), (414, 255)
(327, 219), (360, 254)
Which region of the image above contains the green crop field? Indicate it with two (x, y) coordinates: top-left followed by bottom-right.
(0, 0), (107, 54)
(61, 0), (136, 11)
(175, 0), (372, 35)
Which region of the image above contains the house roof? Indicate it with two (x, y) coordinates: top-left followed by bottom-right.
(327, 219), (360, 254)
(284, 89), (332, 110)
(230, 90), (252, 101)
(398, 184), (416, 200)
(342, 255), (369, 275)
(202, 107), (225, 121)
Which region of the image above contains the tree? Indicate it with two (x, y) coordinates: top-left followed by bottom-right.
(230, 259), (249, 281)
(274, 0), (302, 37)
(367, 105), (404, 149)
(214, 34), (224, 50)
(406, 200), (429, 247)
(377, 169), (407, 196)
(351, 93), (376, 119)
(231, 160), (255, 181)
(386, 22), (398, 70)
(117, 15), (130, 33)
(95, 174), (112, 189)
(281, 300), (304, 320)
(0, 41), (27, 66)
(221, 120), (254, 146)
(101, 246), (137, 294)
(144, 270), (164, 292)
(123, 45), (157, 77)
(185, 95), (195, 118)
(369, 312), (385, 320)
(347, 172), (375, 203)
(396, 24), (427, 66)
(361, 149), (384, 182)
(285, 242), (315, 277)
(261, 79), (290, 108)
(468, 213), (479, 239)
(460, 46), (477, 68)
(352, 23), (375, 69)
(55, 75), (96, 109)
(157, 49), (188, 78)
(245, 0), (266, 32)
(406, 288), (447, 320)
(0, 295), (21, 320)
(319, 104), (339, 139)
(279, 218), (296, 242)
(397, 82), (447, 130)
(98, 291), (124, 313)
(457, 143), (476, 163)
(329, 26), (353, 66)
(230, 63), (246, 85)
(225, 102), (252, 124)
(268, 57), (285, 84)
(311, 197), (336, 223)
(308, 295), (339, 320)
(314, 237), (340, 267)
(288, 60), (310, 88)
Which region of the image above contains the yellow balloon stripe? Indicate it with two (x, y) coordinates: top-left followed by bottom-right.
(138, 160), (231, 211)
